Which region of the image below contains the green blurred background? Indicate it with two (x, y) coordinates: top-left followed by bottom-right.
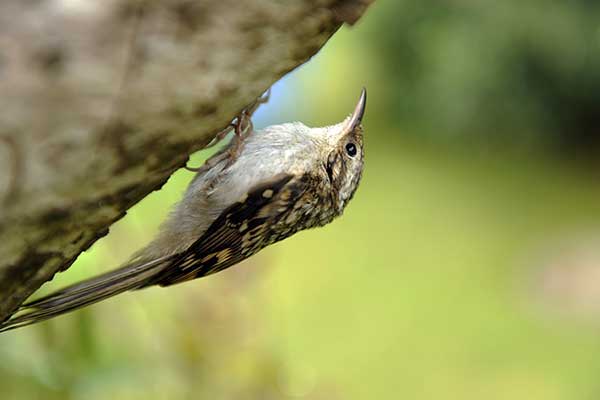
(3, 1), (600, 399)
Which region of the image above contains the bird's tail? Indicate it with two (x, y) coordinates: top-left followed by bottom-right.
(0, 255), (175, 333)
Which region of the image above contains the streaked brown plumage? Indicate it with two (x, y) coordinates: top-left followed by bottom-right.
(0, 89), (366, 332)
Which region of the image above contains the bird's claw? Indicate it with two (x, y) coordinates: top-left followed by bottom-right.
(245, 88), (271, 116)
(185, 89), (271, 172)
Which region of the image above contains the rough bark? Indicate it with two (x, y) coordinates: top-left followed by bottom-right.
(0, 0), (373, 321)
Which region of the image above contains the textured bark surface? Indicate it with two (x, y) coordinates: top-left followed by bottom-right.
(0, 0), (373, 321)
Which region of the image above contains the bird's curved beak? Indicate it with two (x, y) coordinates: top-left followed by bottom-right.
(344, 87), (367, 133)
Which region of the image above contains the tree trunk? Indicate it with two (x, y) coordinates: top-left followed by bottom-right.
(0, 0), (373, 321)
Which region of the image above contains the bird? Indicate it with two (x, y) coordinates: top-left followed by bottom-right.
(0, 88), (367, 332)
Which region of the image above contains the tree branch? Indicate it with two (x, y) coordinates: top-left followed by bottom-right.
(0, 0), (374, 321)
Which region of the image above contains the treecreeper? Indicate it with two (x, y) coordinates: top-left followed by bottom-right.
(0, 88), (367, 332)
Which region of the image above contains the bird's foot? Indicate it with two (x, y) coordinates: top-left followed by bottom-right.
(185, 89), (271, 172)
(227, 88), (270, 160)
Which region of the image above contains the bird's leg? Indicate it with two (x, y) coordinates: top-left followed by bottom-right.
(183, 149), (231, 174)
(204, 123), (235, 149)
(227, 110), (252, 161)
(245, 88), (271, 116)
(227, 88), (270, 161)
(185, 89), (271, 172)
(184, 112), (251, 173)
(209, 88), (270, 150)
(183, 123), (235, 172)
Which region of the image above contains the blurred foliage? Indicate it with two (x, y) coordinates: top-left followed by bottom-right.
(3, 1), (600, 399)
(365, 0), (600, 154)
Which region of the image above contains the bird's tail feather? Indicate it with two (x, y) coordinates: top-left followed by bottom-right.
(0, 255), (175, 333)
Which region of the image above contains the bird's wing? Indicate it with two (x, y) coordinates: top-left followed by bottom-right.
(0, 172), (310, 333)
(146, 172), (309, 287)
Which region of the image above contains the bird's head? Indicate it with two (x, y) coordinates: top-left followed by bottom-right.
(315, 88), (366, 211)
(232, 88), (366, 214)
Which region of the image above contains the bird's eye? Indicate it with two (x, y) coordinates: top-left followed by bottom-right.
(345, 142), (357, 157)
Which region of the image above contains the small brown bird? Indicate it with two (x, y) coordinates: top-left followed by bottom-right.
(0, 88), (367, 332)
